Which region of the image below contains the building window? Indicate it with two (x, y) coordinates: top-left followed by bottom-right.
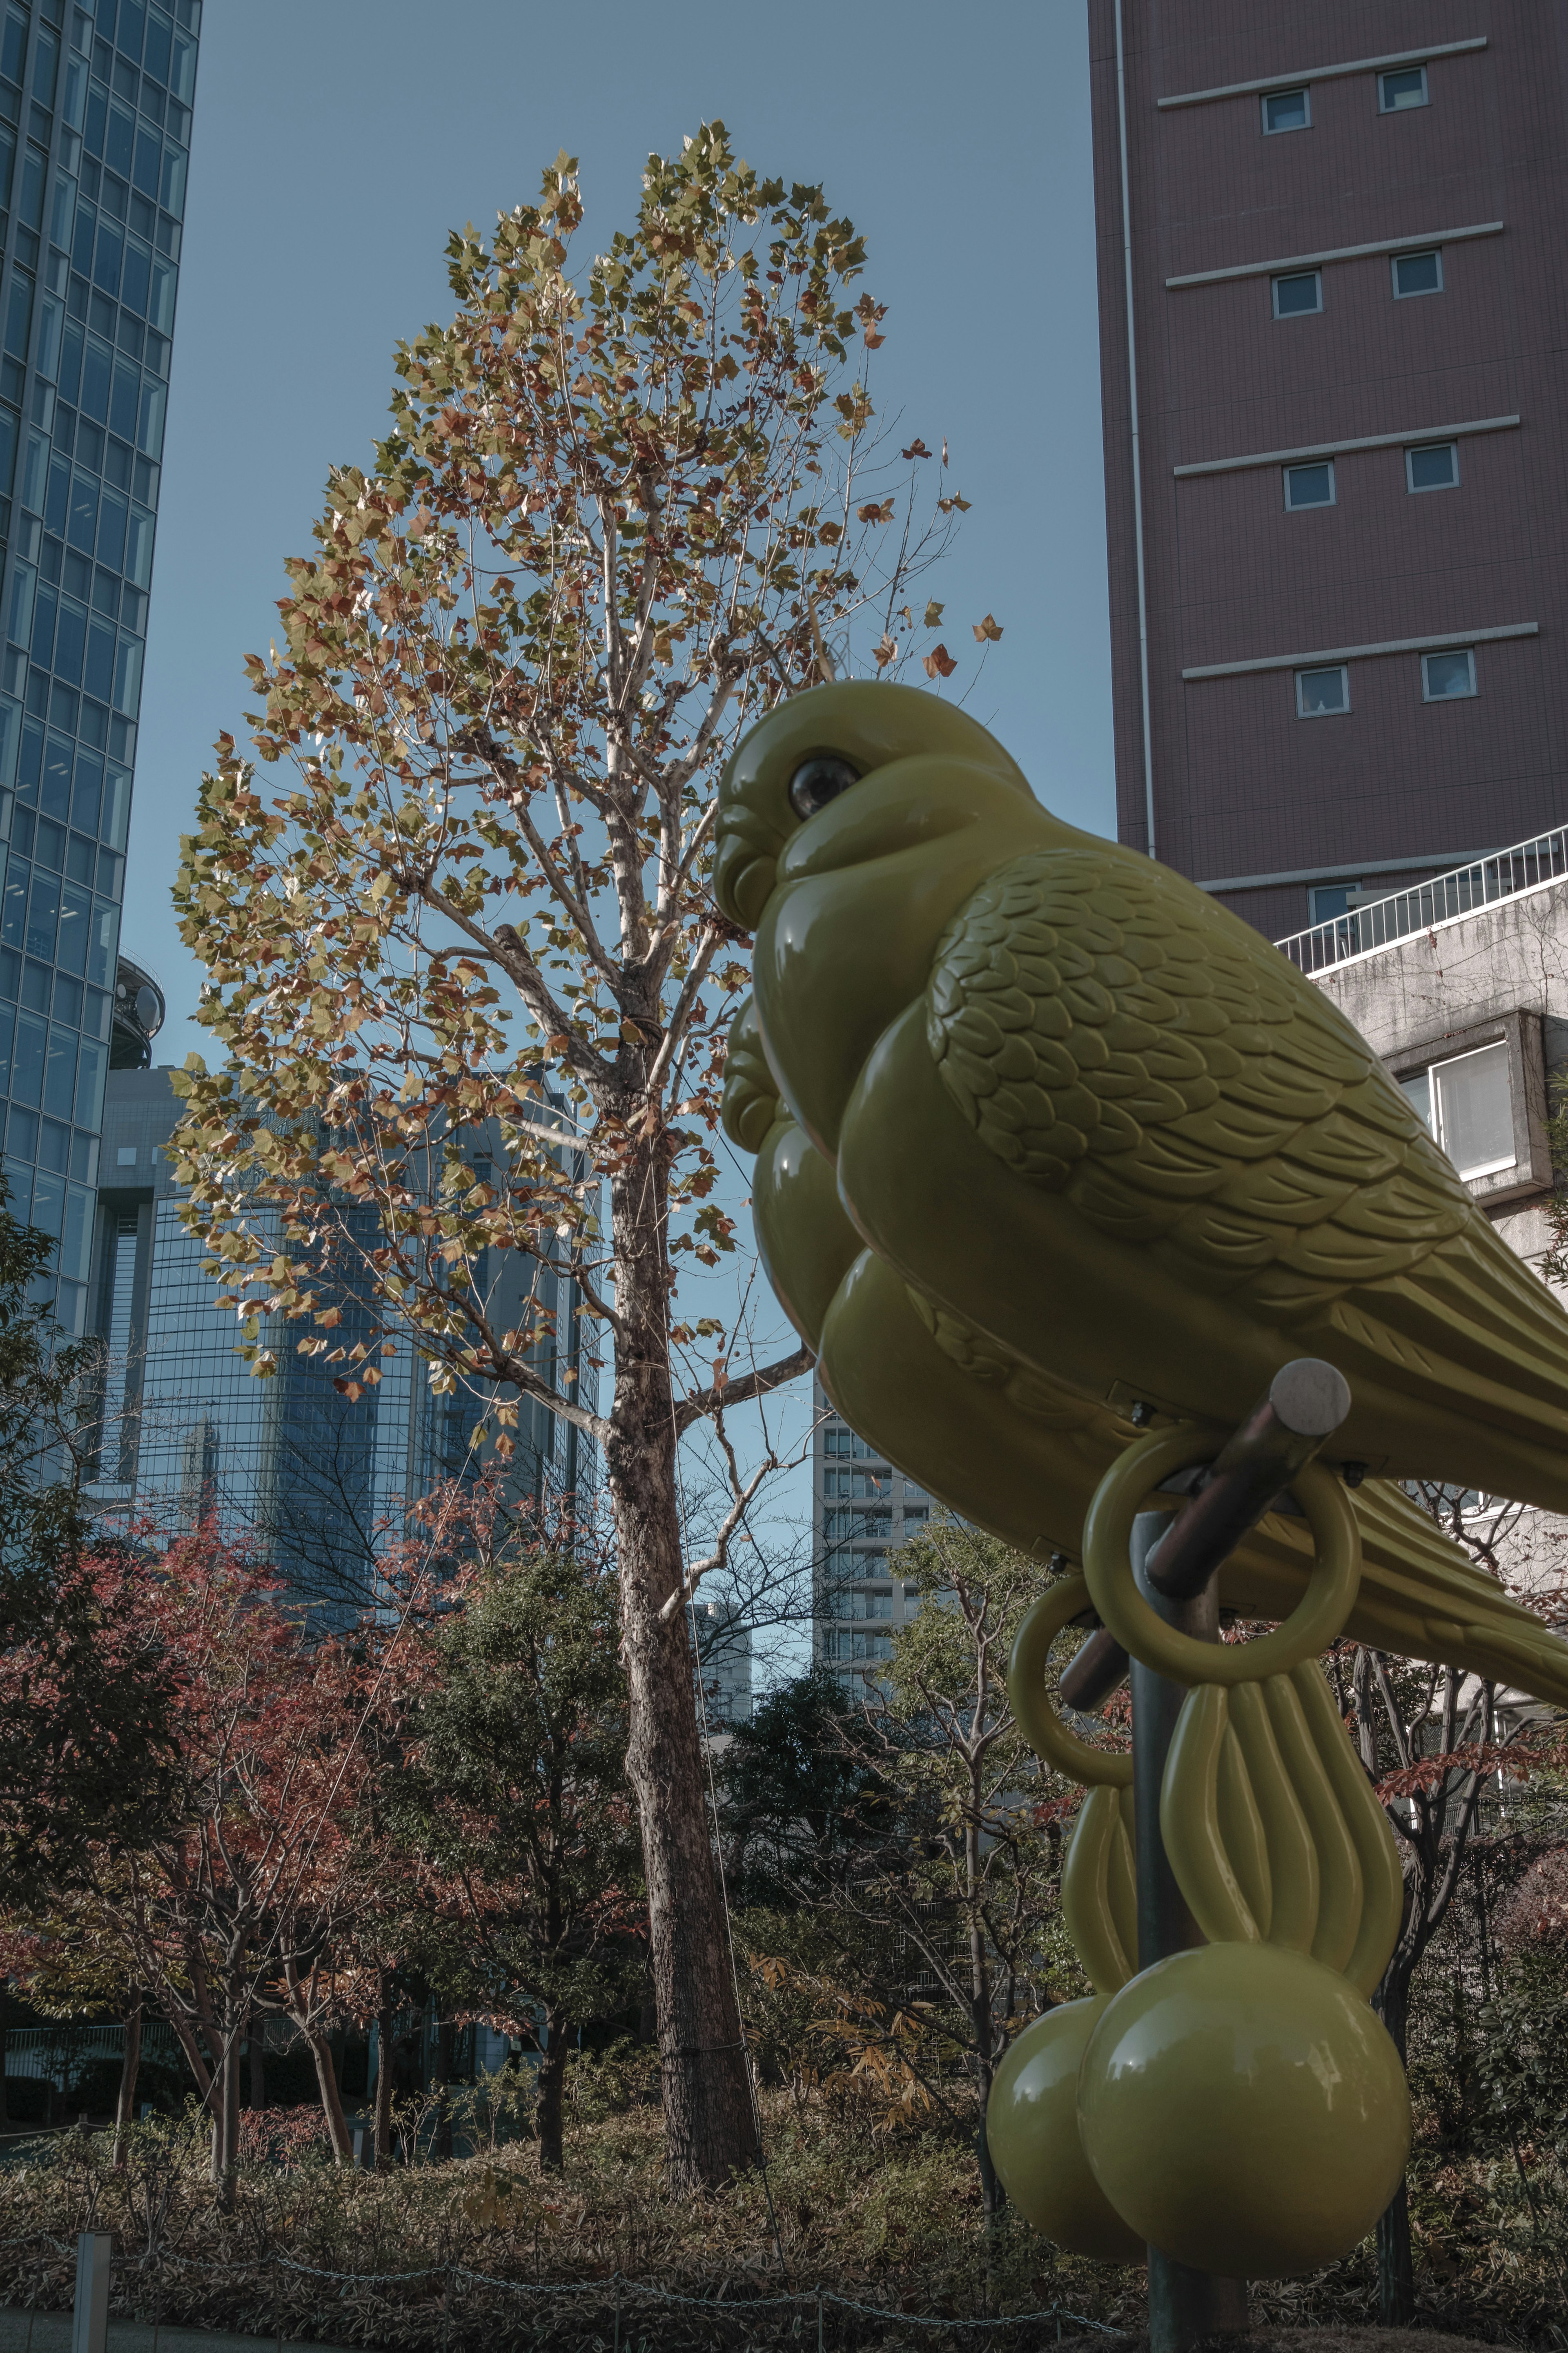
(1406, 440), (1458, 492)
(1261, 87), (1310, 134)
(1422, 647), (1476, 701)
(1283, 459), (1335, 510)
(1380, 65), (1429, 112)
(824, 1427), (884, 1461)
(824, 1466), (886, 1498)
(1296, 664), (1349, 717)
(826, 1588), (893, 1621)
(1272, 269), (1322, 319)
(1309, 883), (1362, 925)
(1392, 248), (1443, 298)
(1399, 1042), (1515, 1181)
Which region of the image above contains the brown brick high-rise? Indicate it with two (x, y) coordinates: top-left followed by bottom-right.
(1089, 3), (1568, 941)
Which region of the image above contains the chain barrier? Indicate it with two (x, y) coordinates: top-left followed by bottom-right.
(0, 2228), (1118, 2336)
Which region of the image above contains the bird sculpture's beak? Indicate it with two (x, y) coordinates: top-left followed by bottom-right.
(714, 679), (1031, 930)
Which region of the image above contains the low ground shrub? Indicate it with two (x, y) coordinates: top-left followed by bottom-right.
(1, 2085), (1566, 2350)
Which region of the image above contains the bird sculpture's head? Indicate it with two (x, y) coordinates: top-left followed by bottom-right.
(714, 680), (1033, 931)
(715, 680), (1074, 1158)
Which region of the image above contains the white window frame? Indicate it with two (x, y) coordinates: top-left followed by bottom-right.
(1391, 247), (1444, 298)
(1261, 86), (1311, 135)
(1283, 458), (1336, 511)
(1296, 663), (1350, 718)
(1379, 63), (1429, 112)
(1405, 439), (1459, 493)
(1429, 1042), (1517, 1181)
(1421, 647), (1477, 701)
(1387, 1009), (1551, 1207)
(1272, 268), (1323, 319)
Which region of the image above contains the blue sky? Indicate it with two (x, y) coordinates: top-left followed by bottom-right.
(129, 0), (1115, 1644)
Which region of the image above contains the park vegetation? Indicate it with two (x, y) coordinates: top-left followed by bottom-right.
(4, 1334), (1568, 2344)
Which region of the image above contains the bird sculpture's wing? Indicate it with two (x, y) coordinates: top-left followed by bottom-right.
(928, 846), (1473, 1309)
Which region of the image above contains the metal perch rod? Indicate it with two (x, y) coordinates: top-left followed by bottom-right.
(1058, 1360), (1352, 1714)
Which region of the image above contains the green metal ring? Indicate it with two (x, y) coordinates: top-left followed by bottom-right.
(1081, 1424), (1362, 1686)
(1009, 1573), (1135, 1789)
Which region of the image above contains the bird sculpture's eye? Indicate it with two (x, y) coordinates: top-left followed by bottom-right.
(788, 754), (861, 822)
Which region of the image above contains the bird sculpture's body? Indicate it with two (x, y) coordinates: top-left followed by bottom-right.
(715, 680), (1568, 2279)
(722, 1008), (1568, 1710)
(715, 682), (1568, 1514)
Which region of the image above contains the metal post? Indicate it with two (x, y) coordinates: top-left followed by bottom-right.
(1130, 1514), (1252, 2350)
(72, 2232), (111, 2353)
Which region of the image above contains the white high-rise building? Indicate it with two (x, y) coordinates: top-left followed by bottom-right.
(696, 1595), (752, 1725)
(812, 1379), (936, 1693)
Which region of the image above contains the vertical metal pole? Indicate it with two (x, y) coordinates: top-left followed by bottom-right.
(1129, 1514), (1251, 2351)
(72, 2233), (111, 2353)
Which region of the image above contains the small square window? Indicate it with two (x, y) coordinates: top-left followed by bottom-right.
(1406, 440), (1459, 492)
(1392, 248), (1443, 298)
(1310, 883), (1362, 924)
(115, 1144), (135, 1165)
(1296, 664), (1349, 717)
(1422, 648), (1476, 701)
(1284, 460), (1335, 510)
(1272, 269), (1322, 319)
(1262, 87), (1310, 134)
(1380, 65), (1428, 111)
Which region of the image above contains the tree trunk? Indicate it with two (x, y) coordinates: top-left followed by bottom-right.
(432, 2016), (454, 2161)
(0, 2020), (9, 2129)
(283, 1959), (355, 2163)
(304, 2025), (355, 2164)
(967, 1817), (1001, 2227)
(210, 2031), (241, 2207)
(535, 2011), (569, 2174)
(374, 1975), (395, 2172)
(167, 2012), (213, 2100)
(1374, 1973), (1414, 2324)
(112, 1995), (143, 2168)
(607, 1154), (759, 2190)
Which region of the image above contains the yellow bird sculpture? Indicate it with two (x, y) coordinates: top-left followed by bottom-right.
(721, 1008), (1568, 1710)
(715, 680), (1568, 1514)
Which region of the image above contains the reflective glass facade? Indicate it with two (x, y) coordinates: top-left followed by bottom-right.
(0, 0), (196, 1331)
(89, 1072), (600, 1615)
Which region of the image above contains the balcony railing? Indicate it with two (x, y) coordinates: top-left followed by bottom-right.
(1274, 826), (1568, 972)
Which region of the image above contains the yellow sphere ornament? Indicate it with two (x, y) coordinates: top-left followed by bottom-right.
(1078, 1943), (1410, 2278)
(987, 1999), (1145, 2262)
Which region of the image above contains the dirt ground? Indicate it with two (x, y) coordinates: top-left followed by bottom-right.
(1057, 2333), (1514, 2353)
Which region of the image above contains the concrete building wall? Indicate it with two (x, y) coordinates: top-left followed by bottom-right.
(1312, 876), (1568, 1263)
(1090, 2), (1568, 939)
(1310, 872), (1568, 1628)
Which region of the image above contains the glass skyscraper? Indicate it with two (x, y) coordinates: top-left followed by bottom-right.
(89, 1067), (601, 1616)
(0, 0), (196, 1332)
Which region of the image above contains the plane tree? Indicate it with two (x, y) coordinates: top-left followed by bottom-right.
(168, 125), (980, 2185)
